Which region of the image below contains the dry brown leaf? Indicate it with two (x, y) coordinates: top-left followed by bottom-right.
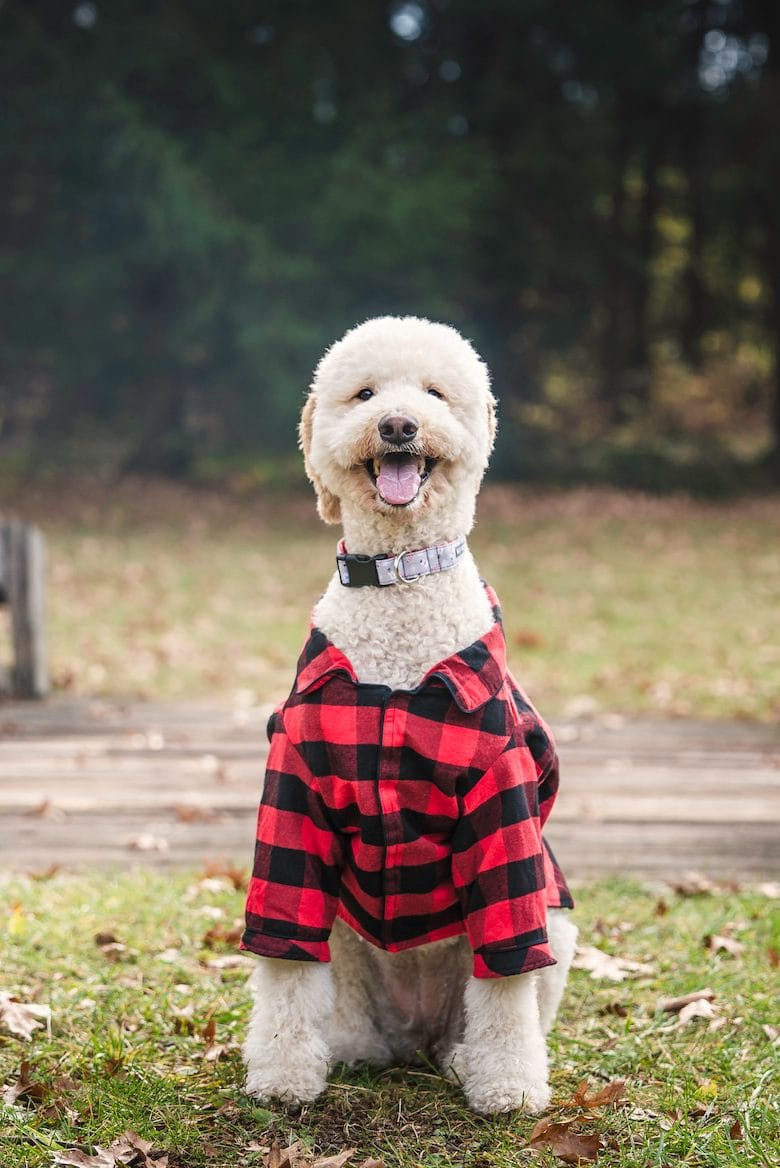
(202, 954), (255, 973)
(53, 1131), (168, 1167)
(358, 1160), (385, 1168)
(200, 860), (247, 890)
(762, 1024), (779, 1045)
(266, 1140), (308, 1168)
(2, 1060), (46, 1106)
(704, 934), (745, 958)
(657, 987), (715, 1013)
(527, 1116), (602, 1163)
(0, 992), (52, 1040)
(172, 803), (221, 823)
(677, 999), (718, 1026)
(24, 798), (67, 821)
(768, 947), (779, 969)
(28, 863), (62, 882)
(127, 832), (169, 853)
(312, 1151), (356, 1168)
(202, 922), (244, 949)
(565, 1079), (626, 1109)
(729, 1118), (744, 1141)
(669, 872), (718, 896)
(573, 944), (654, 982)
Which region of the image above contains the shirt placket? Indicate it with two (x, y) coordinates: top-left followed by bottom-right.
(376, 692), (408, 944)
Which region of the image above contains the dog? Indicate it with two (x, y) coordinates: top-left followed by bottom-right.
(241, 316), (577, 1115)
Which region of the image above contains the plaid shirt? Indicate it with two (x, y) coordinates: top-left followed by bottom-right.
(242, 586), (573, 978)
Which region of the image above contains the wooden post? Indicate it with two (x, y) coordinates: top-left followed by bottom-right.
(0, 520), (49, 698)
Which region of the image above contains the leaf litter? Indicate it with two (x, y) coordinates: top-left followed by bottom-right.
(262, 1143), (382, 1168)
(51, 1131), (168, 1167)
(0, 990), (52, 1039)
(526, 1078), (626, 1163)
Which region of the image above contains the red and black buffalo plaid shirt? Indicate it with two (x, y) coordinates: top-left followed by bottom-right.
(242, 586), (573, 978)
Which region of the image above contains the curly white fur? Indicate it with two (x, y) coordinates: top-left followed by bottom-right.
(244, 316), (576, 1115)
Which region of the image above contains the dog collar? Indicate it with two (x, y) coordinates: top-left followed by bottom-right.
(336, 535), (467, 587)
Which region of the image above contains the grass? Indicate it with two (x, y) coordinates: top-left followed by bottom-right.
(0, 477), (778, 720)
(1, 871), (778, 1167)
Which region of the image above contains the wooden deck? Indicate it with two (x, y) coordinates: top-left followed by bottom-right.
(1, 697), (778, 879)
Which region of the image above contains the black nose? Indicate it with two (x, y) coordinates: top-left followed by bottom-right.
(378, 414), (418, 444)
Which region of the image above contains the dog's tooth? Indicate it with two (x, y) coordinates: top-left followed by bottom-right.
(373, 459), (381, 477)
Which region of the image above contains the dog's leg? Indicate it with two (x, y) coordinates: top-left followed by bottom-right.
(327, 920), (394, 1067)
(446, 972), (551, 1115)
(537, 910), (578, 1035)
(244, 959), (333, 1104)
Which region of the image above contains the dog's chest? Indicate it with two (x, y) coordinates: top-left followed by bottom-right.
(313, 559), (494, 691)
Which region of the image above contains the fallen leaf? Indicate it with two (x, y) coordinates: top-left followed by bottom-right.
(202, 954), (255, 973)
(527, 1116), (602, 1163)
(658, 988), (715, 1013)
(127, 832), (169, 853)
(704, 934), (745, 958)
(573, 944), (654, 982)
(172, 804), (221, 823)
(669, 872), (718, 896)
(677, 999), (718, 1026)
(24, 798), (67, 821)
(28, 863), (61, 882)
(266, 1140), (308, 1168)
(201, 1017), (226, 1063)
(358, 1161), (384, 1168)
(202, 922), (244, 949)
(729, 1118), (744, 1141)
(0, 992), (52, 1040)
(201, 860), (247, 890)
(2, 1060), (46, 1106)
(53, 1131), (168, 1168)
(768, 947), (779, 969)
(565, 1079), (626, 1109)
(312, 1151), (356, 1168)
(762, 1024), (779, 1045)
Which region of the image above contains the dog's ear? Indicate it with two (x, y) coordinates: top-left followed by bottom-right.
(299, 393), (342, 525)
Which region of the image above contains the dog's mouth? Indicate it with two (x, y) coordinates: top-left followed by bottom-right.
(365, 453), (437, 507)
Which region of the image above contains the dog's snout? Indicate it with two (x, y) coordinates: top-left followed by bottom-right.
(378, 414), (418, 445)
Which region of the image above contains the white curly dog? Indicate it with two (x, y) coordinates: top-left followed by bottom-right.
(242, 316), (577, 1115)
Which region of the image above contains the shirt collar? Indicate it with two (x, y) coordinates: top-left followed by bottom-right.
(294, 585), (507, 712)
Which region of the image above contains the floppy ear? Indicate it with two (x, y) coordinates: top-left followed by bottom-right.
(299, 393), (342, 525)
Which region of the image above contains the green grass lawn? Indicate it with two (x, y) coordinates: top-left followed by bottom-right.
(1, 871), (777, 1167)
(2, 478), (779, 720)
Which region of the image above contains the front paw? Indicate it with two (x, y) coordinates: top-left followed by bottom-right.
(245, 1050), (329, 1105)
(445, 1045), (551, 1116)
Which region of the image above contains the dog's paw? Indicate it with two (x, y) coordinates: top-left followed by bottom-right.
(444, 1044), (551, 1116)
(465, 1076), (552, 1116)
(245, 1054), (328, 1105)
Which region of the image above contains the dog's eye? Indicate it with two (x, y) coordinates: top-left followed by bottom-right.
(426, 385), (444, 400)
(355, 387), (374, 401)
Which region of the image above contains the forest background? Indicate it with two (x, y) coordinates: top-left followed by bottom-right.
(2, 0), (780, 494)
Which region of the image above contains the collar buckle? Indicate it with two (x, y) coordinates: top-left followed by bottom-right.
(393, 549), (422, 585)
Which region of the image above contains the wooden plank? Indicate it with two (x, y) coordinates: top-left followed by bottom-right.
(0, 697), (778, 875)
(2, 521), (49, 698)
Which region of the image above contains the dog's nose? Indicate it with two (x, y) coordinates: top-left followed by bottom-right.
(378, 414), (418, 445)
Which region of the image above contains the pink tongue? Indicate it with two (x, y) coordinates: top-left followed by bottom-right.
(377, 457), (421, 505)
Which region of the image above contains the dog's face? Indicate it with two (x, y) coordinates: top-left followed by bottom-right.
(300, 316), (497, 529)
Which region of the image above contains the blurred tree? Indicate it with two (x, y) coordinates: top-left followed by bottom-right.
(0, 0), (777, 482)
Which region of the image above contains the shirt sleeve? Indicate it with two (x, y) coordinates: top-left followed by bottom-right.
(451, 730), (557, 978)
(241, 712), (343, 962)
